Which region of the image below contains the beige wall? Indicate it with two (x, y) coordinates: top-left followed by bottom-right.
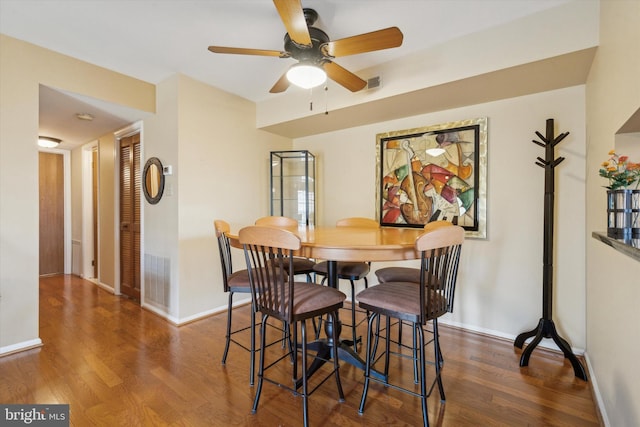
(296, 86), (587, 350)
(0, 38), (40, 352)
(175, 74), (290, 321)
(96, 133), (118, 289)
(585, 1), (640, 426)
(139, 75), (180, 316)
(139, 74), (290, 322)
(0, 34), (155, 352)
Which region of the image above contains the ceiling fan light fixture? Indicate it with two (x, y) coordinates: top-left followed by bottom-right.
(38, 136), (62, 148)
(286, 63), (326, 89)
(76, 112), (94, 121)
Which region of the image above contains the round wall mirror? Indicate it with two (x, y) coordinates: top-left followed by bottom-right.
(143, 157), (165, 204)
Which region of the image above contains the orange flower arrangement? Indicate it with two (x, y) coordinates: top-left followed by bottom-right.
(599, 150), (640, 190)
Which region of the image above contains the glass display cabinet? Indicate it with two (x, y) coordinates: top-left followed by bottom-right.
(270, 150), (315, 226)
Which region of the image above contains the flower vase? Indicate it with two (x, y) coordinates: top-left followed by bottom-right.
(607, 189), (640, 238)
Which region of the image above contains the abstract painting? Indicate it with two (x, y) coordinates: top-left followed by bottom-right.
(376, 118), (487, 238)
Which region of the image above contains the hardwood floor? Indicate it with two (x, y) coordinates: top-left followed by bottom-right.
(1, 275), (601, 426)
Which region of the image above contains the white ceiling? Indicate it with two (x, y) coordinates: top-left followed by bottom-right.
(38, 85), (152, 150)
(0, 0), (570, 149)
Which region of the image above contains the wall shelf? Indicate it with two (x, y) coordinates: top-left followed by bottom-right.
(592, 231), (640, 262)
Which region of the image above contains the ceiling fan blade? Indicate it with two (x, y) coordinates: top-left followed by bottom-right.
(273, 0), (311, 47)
(269, 70), (291, 93)
(323, 61), (367, 92)
(322, 27), (403, 57)
(208, 46), (288, 57)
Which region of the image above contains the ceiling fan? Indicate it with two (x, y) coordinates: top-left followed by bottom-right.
(208, 0), (403, 94)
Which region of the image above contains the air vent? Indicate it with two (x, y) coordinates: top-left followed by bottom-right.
(367, 76), (381, 89)
(145, 254), (170, 309)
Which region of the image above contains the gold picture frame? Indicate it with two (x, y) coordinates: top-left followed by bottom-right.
(376, 117), (487, 238)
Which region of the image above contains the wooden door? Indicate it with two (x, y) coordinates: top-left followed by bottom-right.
(119, 134), (141, 300)
(39, 152), (64, 275)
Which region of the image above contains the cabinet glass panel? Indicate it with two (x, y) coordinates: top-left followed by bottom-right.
(270, 150), (315, 226)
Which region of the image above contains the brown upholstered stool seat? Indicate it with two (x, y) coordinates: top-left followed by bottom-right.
(375, 221), (454, 285)
(289, 257), (317, 275)
(375, 266), (420, 284)
(357, 281), (447, 322)
(288, 282), (347, 318)
(226, 269), (252, 292)
(314, 261), (370, 278)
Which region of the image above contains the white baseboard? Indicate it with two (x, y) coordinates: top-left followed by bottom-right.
(141, 302), (181, 325)
(85, 277), (118, 295)
(140, 302), (223, 326)
(441, 318), (586, 355)
(583, 352), (610, 427)
(142, 295), (252, 326)
(0, 338), (43, 357)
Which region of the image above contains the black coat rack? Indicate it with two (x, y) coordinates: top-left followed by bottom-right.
(513, 118), (587, 381)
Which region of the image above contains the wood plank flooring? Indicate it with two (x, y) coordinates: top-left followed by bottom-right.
(0, 275), (601, 426)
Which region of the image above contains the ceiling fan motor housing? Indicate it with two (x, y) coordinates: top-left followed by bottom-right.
(284, 26), (330, 64)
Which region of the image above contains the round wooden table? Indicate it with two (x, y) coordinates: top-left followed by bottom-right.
(291, 226), (424, 263)
(229, 225), (424, 263)
(228, 225), (426, 381)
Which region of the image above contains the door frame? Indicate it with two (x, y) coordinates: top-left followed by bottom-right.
(81, 140), (98, 279)
(114, 122), (144, 300)
(39, 147), (71, 274)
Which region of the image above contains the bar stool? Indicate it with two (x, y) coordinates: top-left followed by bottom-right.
(240, 225), (346, 427)
(374, 221), (454, 345)
(357, 225), (464, 427)
(214, 219), (258, 385)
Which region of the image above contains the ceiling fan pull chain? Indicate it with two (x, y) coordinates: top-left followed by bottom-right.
(324, 85), (329, 115)
(309, 87), (314, 111)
